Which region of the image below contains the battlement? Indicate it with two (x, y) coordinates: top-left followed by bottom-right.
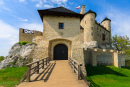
(19, 28), (43, 42)
(87, 48), (125, 54)
(84, 48), (125, 68)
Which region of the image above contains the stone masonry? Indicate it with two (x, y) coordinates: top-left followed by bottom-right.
(19, 6), (125, 75)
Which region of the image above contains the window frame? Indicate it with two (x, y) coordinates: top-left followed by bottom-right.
(59, 23), (64, 29)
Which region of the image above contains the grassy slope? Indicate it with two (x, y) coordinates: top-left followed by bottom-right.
(86, 65), (130, 87)
(0, 67), (27, 87)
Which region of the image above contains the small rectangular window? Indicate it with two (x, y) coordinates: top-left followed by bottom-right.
(59, 23), (64, 29)
(91, 33), (93, 36)
(91, 18), (93, 21)
(102, 34), (105, 41)
(91, 27), (93, 30)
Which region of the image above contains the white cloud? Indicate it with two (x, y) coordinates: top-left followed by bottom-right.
(51, 0), (67, 5)
(19, 0), (26, 2)
(20, 23), (43, 32)
(0, 0), (4, 5)
(36, 0), (43, 8)
(18, 17), (28, 22)
(0, 20), (19, 56)
(44, 5), (53, 8)
(0, 0), (12, 12)
(103, 7), (130, 38)
(31, 0), (68, 8)
(0, 20), (18, 43)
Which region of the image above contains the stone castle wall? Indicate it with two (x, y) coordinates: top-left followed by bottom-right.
(32, 15), (87, 75)
(83, 48), (125, 68)
(80, 13), (111, 46)
(19, 28), (43, 42)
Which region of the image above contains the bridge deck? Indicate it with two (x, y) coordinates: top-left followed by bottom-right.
(17, 60), (88, 87)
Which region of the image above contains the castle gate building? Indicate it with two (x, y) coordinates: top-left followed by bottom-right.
(19, 5), (125, 75)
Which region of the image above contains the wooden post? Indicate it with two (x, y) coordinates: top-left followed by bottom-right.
(42, 59), (44, 69)
(74, 62), (76, 73)
(78, 65), (81, 80)
(37, 61), (39, 73)
(27, 65), (31, 82)
(48, 58), (49, 63)
(46, 58), (47, 66)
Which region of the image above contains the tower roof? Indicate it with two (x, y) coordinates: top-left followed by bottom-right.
(84, 10), (97, 17)
(101, 17), (111, 23)
(38, 6), (82, 21)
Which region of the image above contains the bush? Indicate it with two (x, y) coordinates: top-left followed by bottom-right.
(126, 60), (130, 66)
(18, 41), (37, 46)
(0, 56), (4, 62)
(18, 41), (31, 46)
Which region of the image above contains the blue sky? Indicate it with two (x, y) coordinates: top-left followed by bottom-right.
(0, 0), (130, 56)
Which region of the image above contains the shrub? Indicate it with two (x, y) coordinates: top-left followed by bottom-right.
(18, 41), (31, 46)
(125, 60), (130, 66)
(0, 56), (4, 62)
(18, 41), (37, 46)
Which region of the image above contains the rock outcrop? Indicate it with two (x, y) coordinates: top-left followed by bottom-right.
(0, 42), (36, 69)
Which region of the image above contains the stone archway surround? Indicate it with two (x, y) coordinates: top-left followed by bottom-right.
(49, 39), (72, 60)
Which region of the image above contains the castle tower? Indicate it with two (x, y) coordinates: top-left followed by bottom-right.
(83, 10), (97, 43)
(102, 17), (111, 43)
(101, 17), (111, 32)
(80, 5), (85, 14)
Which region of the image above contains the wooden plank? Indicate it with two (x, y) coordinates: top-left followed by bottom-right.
(78, 65), (81, 80)
(26, 56), (49, 66)
(42, 59), (44, 69)
(27, 66), (31, 82)
(31, 65), (37, 70)
(46, 58), (47, 66)
(37, 61), (39, 74)
(18, 71), (27, 84)
(74, 62), (76, 73)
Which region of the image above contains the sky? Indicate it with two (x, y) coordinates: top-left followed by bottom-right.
(0, 0), (130, 56)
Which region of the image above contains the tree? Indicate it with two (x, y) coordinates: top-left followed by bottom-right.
(112, 35), (130, 51)
(0, 56), (4, 62)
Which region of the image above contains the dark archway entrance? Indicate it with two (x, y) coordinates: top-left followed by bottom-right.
(54, 44), (68, 60)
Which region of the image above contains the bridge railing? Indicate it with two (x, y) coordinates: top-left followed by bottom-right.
(68, 57), (82, 80)
(68, 57), (90, 86)
(19, 56), (50, 83)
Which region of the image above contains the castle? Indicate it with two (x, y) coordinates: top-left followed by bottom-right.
(19, 5), (125, 75)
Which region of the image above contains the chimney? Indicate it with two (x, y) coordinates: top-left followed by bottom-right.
(80, 5), (85, 14)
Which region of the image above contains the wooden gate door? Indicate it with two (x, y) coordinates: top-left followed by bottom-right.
(54, 44), (68, 60)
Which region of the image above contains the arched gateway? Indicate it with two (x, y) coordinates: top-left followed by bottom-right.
(54, 44), (68, 60)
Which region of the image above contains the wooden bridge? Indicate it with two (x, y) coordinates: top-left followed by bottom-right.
(17, 57), (90, 87)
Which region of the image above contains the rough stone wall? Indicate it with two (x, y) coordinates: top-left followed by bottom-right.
(84, 48), (125, 68)
(32, 15), (87, 74)
(19, 28), (43, 42)
(80, 13), (111, 46)
(94, 24), (110, 45)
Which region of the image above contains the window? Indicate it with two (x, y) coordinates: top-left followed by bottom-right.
(91, 33), (93, 36)
(91, 18), (93, 21)
(91, 27), (93, 30)
(59, 23), (64, 29)
(102, 34), (105, 41)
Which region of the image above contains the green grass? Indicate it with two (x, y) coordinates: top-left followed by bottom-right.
(86, 65), (130, 87)
(0, 67), (27, 87)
